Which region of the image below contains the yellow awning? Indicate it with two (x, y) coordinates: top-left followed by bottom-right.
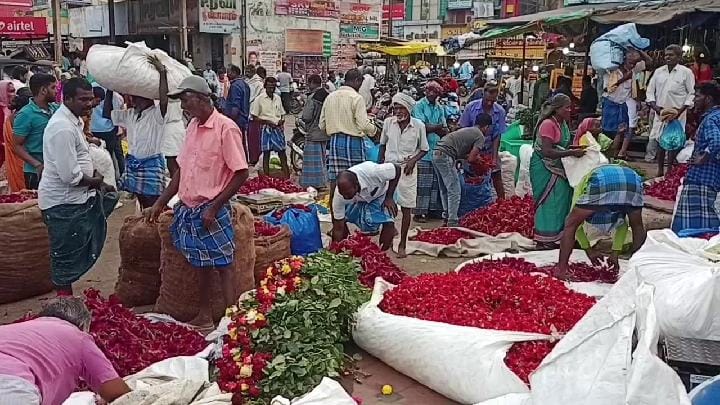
(360, 42), (441, 56)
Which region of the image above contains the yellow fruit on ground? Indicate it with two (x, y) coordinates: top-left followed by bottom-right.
(381, 384), (393, 395)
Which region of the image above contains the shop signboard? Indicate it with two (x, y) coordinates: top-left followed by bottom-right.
(338, 2), (380, 26)
(285, 28), (325, 55)
(490, 37), (546, 59)
(330, 39), (356, 72)
(258, 51), (280, 76)
(0, 16), (47, 39)
(274, 0), (339, 19)
(339, 24), (379, 40)
(441, 24), (469, 39)
(382, 4), (404, 20)
(448, 0), (472, 10)
(199, 0), (240, 33)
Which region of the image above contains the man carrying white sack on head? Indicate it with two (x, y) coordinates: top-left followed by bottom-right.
(378, 92), (429, 258)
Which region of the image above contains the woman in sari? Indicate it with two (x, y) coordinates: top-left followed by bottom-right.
(1, 81), (27, 192)
(530, 94), (586, 248)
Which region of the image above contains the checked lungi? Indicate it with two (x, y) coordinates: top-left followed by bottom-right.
(345, 194), (395, 234)
(300, 140), (327, 188)
(42, 192), (119, 287)
(574, 165), (643, 233)
(602, 98), (629, 135)
(261, 125), (287, 153)
(120, 153), (166, 196)
(672, 184), (720, 233)
(328, 133), (365, 182)
(171, 203), (235, 268)
(414, 160), (444, 216)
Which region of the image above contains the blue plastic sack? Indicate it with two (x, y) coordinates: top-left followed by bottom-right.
(458, 171), (495, 218)
(677, 228), (720, 238)
(690, 375), (720, 405)
(364, 137), (380, 163)
(590, 23), (649, 71)
(659, 120), (686, 151)
(264, 205), (322, 256)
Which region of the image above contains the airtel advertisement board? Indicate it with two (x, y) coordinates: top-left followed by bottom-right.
(0, 16), (48, 39)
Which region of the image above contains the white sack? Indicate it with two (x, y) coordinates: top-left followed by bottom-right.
(514, 144), (533, 197)
(353, 279), (552, 404)
(392, 227), (534, 258)
(89, 142), (116, 187)
(631, 229), (720, 340)
(270, 377), (356, 405)
(676, 140), (695, 163)
(561, 139), (609, 188)
(500, 151), (518, 199)
(87, 42), (193, 99)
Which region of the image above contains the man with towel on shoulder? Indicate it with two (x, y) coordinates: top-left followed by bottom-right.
(378, 92), (429, 257)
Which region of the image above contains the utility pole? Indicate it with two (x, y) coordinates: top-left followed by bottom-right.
(240, 0), (247, 70)
(52, 0), (62, 64)
(180, 0), (189, 60)
(108, 0), (116, 45)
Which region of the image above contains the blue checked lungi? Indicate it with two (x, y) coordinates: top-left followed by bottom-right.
(575, 165), (643, 233)
(414, 160), (443, 216)
(672, 184), (720, 233)
(300, 140), (327, 188)
(261, 125), (287, 153)
(328, 133), (365, 182)
(170, 203), (235, 268)
(602, 98), (629, 134)
(345, 194), (395, 234)
(120, 153), (165, 196)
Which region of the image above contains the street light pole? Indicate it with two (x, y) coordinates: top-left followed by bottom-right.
(180, 0), (189, 60)
(52, 0), (62, 64)
(108, 0), (116, 45)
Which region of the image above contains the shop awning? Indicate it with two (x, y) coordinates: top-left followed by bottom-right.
(360, 41), (442, 56)
(477, 8), (601, 39)
(486, 3), (621, 26)
(591, 0), (720, 25)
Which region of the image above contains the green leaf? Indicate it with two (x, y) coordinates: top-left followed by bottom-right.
(283, 330), (292, 339)
(310, 275), (319, 284)
(328, 298), (342, 309)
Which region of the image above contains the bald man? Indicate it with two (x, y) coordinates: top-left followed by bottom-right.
(331, 161), (401, 250)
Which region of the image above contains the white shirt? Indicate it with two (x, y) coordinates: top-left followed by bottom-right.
(111, 105), (166, 158)
(603, 70), (632, 104)
(39, 105), (96, 210)
(325, 80), (336, 92)
(162, 101), (186, 157)
(250, 91), (285, 125)
(379, 117), (429, 163)
(332, 162), (397, 220)
(359, 74), (376, 110)
(646, 64), (696, 109)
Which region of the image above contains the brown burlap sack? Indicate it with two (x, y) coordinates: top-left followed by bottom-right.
(114, 215), (162, 307)
(0, 200), (52, 304)
(253, 225), (292, 286)
(154, 203), (256, 322)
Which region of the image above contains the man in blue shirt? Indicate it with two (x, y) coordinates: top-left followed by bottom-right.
(12, 73), (59, 189)
(672, 82), (720, 232)
(90, 86), (125, 176)
(225, 64), (250, 160)
(458, 84), (507, 198)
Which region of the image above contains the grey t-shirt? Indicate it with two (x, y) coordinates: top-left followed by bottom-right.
(277, 72), (292, 93)
(435, 127), (485, 160)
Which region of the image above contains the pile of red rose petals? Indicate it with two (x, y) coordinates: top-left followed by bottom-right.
(379, 270), (596, 383)
(330, 233), (407, 287)
(254, 220), (282, 237)
(460, 257), (619, 283)
(238, 175), (304, 195)
(469, 155), (495, 177)
(271, 204), (311, 220)
(459, 196), (535, 238)
(83, 289), (207, 376)
(411, 228), (471, 245)
(645, 164), (689, 201)
(0, 190), (38, 204)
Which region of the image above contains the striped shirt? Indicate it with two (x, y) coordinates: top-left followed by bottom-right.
(319, 86), (377, 137)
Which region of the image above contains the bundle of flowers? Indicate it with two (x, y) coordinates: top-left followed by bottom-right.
(459, 196), (535, 239)
(217, 252), (370, 404)
(459, 257), (619, 283)
(269, 204), (312, 220)
(15, 289), (207, 377)
(238, 175), (304, 195)
(330, 233), (407, 287)
(645, 164), (689, 201)
(379, 270), (596, 383)
(411, 228), (471, 245)
(0, 190), (38, 204)
(253, 220), (282, 237)
(469, 155), (496, 177)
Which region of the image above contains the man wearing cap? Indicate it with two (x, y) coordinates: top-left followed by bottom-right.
(145, 75), (249, 329)
(378, 93), (428, 257)
(104, 56), (168, 209)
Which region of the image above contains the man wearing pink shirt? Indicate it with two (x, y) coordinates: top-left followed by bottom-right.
(146, 76), (249, 329)
(0, 298), (131, 404)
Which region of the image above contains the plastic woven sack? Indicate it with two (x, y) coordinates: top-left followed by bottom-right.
(114, 215), (162, 307)
(264, 206), (322, 256)
(659, 120), (686, 151)
(364, 137), (380, 163)
(590, 23), (649, 71)
(458, 170), (494, 218)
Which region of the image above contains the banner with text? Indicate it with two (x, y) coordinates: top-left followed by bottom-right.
(338, 1), (380, 40)
(199, 0), (240, 33)
(274, 0), (339, 18)
(0, 16), (48, 39)
(285, 28), (326, 55)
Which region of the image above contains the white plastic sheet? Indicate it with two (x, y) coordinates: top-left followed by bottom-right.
(500, 151), (518, 199)
(392, 227), (534, 258)
(561, 138), (609, 188)
(270, 378), (356, 405)
(514, 144), (533, 197)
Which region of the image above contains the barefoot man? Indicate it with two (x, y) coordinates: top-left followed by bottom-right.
(145, 76), (249, 329)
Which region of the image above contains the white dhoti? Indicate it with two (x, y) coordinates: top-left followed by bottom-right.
(396, 165), (418, 209)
